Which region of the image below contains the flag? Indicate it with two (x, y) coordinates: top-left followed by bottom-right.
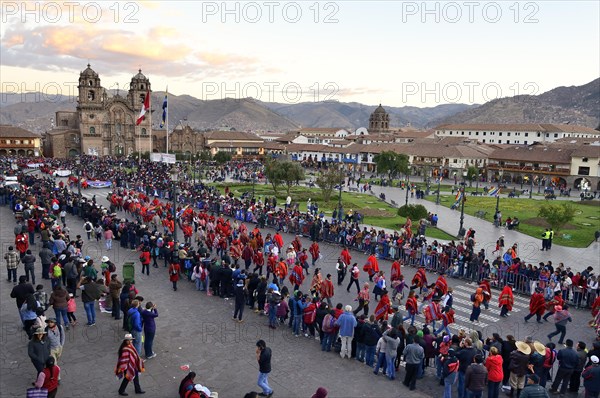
(488, 186), (500, 197)
(136, 90), (150, 125)
(159, 90), (167, 128)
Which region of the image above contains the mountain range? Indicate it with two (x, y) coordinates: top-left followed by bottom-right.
(1, 78), (598, 134)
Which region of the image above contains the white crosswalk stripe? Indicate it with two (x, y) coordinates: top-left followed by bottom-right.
(400, 282), (534, 334)
(452, 284), (530, 309)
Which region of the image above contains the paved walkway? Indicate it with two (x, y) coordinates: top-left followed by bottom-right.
(365, 184), (600, 273)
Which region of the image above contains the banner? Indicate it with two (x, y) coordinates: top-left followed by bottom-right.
(150, 153), (176, 164)
(26, 163), (43, 168)
(87, 180), (112, 188)
(52, 169), (72, 177)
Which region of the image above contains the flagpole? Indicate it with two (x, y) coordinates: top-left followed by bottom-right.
(165, 86), (169, 154)
(148, 91), (152, 160)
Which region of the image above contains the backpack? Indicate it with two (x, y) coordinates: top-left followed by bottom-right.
(470, 293), (476, 302)
(323, 314), (335, 333)
(85, 222), (92, 232)
(108, 261), (116, 273)
(52, 264), (62, 278)
(126, 316), (134, 333)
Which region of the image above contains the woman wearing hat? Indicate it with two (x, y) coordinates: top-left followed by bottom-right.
(28, 327), (51, 374)
(115, 334), (145, 396)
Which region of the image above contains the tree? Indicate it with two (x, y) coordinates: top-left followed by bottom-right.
(213, 151), (232, 164)
(276, 161), (305, 196)
(316, 167), (344, 203)
(467, 166), (479, 187)
(373, 151), (409, 182)
(264, 158), (282, 195)
(538, 202), (576, 233)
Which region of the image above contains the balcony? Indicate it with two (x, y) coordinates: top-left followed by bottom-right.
(488, 164), (570, 175)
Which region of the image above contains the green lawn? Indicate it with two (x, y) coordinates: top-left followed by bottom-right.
(364, 178), (547, 197)
(424, 194), (600, 248)
(210, 183), (456, 241)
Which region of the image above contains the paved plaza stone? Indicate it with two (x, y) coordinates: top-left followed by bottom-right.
(0, 182), (596, 398)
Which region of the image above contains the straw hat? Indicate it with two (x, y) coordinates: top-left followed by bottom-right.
(533, 341), (546, 356)
(515, 341), (532, 355)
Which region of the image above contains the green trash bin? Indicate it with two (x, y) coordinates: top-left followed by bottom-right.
(122, 262), (135, 285)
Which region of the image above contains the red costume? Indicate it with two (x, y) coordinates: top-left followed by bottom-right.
(424, 301), (442, 325)
(374, 293), (393, 321)
(309, 242), (320, 261)
(390, 260), (402, 281)
(528, 292), (546, 316)
(412, 267), (427, 288)
(320, 278), (334, 299)
(289, 264), (305, 286)
(340, 248), (351, 266)
(498, 286), (514, 311)
(405, 296), (418, 315)
(435, 275), (448, 296)
(363, 255), (379, 278)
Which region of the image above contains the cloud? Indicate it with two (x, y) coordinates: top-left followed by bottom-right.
(1, 24), (263, 80)
(336, 87), (389, 97)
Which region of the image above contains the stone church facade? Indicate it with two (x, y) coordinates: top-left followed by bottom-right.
(45, 65), (153, 158)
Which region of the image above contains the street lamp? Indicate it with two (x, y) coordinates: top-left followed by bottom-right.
(405, 172), (410, 207)
(338, 172), (344, 222)
(529, 175), (533, 199)
(169, 166), (179, 242)
(435, 169), (441, 205)
(538, 175), (542, 194)
(75, 157), (81, 197)
(252, 172), (257, 200)
(458, 169), (468, 238)
(495, 168), (504, 223)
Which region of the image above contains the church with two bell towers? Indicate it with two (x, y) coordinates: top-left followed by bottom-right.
(45, 64), (153, 158)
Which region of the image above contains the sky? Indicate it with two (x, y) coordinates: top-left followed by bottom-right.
(1, 0), (599, 108)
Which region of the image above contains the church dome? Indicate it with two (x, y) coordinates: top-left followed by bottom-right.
(131, 69), (148, 81)
(80, 64), (98, 78)
(373, 104), (386, 114)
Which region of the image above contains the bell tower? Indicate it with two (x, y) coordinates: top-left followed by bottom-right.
(77, 64), (103, 109)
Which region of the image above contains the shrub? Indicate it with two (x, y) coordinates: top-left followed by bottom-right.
(398, 204), (428, 221)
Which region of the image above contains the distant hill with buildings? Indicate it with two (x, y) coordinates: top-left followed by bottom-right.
(430, 78), (600, 129)
(1, 78), (598, 134)
(260, 101), (475, 129)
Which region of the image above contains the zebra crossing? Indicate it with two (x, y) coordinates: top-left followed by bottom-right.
(403, 282), (531, 334)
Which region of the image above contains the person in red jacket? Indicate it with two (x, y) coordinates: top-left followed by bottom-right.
(390, 260), (402, 281)
(309, 241), (320, 267)
(484, 346), (504, 398)
(241, 243), (254, 271)
(434, 274), (448, 297)
(303, 298), (318, 338)
(543, 291), (564, 321)
(15, 232), (29, 259)
(524, 287), (546, 323)
(320, 274), (334, 308)
(479, 278), (492, 310)
(363, 254), (379, 282)
(298, 249), (309, 276)
(289, 262), (305, 290)
(340, 247), (351, 267)
(253, 250), (264, 275)
(169, 261), (181, 291)
(272, 232), (284, 249)
(139, 246), (151, 276)
(411, 266), (427, 293)
(402, 290), (418, 325)
(498, 283), (514, 317)
(374, 289), (393, 321)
